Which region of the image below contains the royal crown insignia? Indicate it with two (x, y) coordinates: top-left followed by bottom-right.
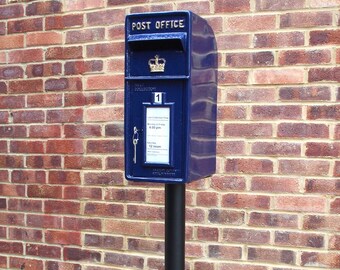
(148, 55), (166, 73)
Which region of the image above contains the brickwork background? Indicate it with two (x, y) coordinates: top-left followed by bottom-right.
(0, 0), (339, 269)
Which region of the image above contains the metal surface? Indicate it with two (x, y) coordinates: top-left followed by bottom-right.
(165, 183), (185, 270)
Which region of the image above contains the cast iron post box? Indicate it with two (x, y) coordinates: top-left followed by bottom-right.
(124, 11), (217, 183)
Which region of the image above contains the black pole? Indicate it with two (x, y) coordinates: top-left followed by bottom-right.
(165, 183), (185, 270)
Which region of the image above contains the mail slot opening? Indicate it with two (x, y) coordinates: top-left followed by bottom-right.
(128, 33), (186, 51)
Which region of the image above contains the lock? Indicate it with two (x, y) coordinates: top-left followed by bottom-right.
(124, 11), (217, 183)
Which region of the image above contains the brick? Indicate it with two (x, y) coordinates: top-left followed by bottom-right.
(279, 159), (330, 176)
(8, 79), (43, 94)
(252, 105), (301, 120)
(86, 9), (125, 26)
(26, 214), (61, 229)
(87, 140), (123, 153)
(308, 105), (340, 120)
(64, 186), (102, 200)
(194, 262), (214, 270)
(224, 123), (272, 137)
(218, 70), (249, 85)
(46, 46), (83, 60)
(84, 172), (124, 185)
(254, 32), (304, 48)
(226, 15), (276, 32)
(10, 141), (44, 153)
(329, 235), (340, 250)
(0, 4), (23, 19)
(8, 198), (42, 212)
(46, 230), (81, 246)
(66, 28), (105, 44)
(105, 188), (145, 202)
(64, 0), (105, 11)
(28, 185), (62, 199)
(0, 241), (23, 255)
(29, 125), (61, 138)
(279, 86), (331, 101)
(11, 170), (46, 184)
(256, 0), (305, 10)
(27, 32), (62, 46)
(223, 228), (270, 244)
(309, 67), (340, 83)
(217, 140), (245, 155)
(279, 49), (331, 66)
(306, 179), (340, 195)
(128, 238), (164, 254)
(87, 42), (124, 58)
(215, 0), (250, 13)
(208, 209), (245, 225)
(0, 141), (6, 152)
(86, 75), (124, 90)
(249, 212), (298, 228)
(209, 245), (242, 260)
(281, 12), (332, 28)
(65, 60), (103, 75)
(85, 234), (123, 250)
(218, 106), (246, 120)
(63, 217), (101, 232)
(64, 124), (101, 138)
(8, 49), (43, 63)
(104, 220), (146, 236)
(46, 14), (84, 30)
(26, 156), (61, 169)
(196, 192), (218, 207)
(301, 252), (340, 268)
(47, 108), (83, 123)
(226, 51), (274, 67)
(7, 17), (43, 33)
(309, 0), (340, 7)
(9, 227), (42, 242)
(108, 25), (125, 40)
(330, 198), (340, 214)
(26, 1), (62, 16)
(27, 94), (62, 108)
(45, 200), (80, 215)
(310, 30), (340, 45)
(105, 252), (143, 268)
(251, 177), (299, 193)
(65, 93), (103, 107)
(334, 161), (340, 177)
(0, 82), (6, 94)
(85, 107), (124, 122)
(0, 22), (4, 35)
(254, 68), (304, 84)
(0, 34), (24, 49)
(304, 215), (340, 231)
(49, 171), (81, 185)
(197, 226), (219, 241)
(217, 34), (251, 50)
(220, 264), (267, 270)
(226, 158), (273, 174)
(248, 247), (295, 265)
(46, 262), (81, 270)
(306, 142), (340, 157)
(46, 140), (83, 154)
(226, 87), (276, 102)
(106, 156), (124, 170)
(275, 196), (326, 213)
(0, 183), (25, 196)
(26, 243), (61, 259)
(0, 112), (7, 124)
(12, 110), (45, 123)
(252, 142), (301, 157)
(0, 155), (24, 168)
(0, 66), (23, 80)
(64, 156), (102, 169)
(26, 63), (62, 78)
(278, 123), (329, 138)
(0, 212), (24, 226)
(85, 202), (124, 217)
(186, 208), (205, 223)
(222, 194), (270, 210)
(105, 122), (124, 137)
(9, 258), (43, 270)
(0, 123), (20, 139)
(46, 77), (83, 92)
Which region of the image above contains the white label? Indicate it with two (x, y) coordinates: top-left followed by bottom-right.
(153, 92), (162, 104)
(146, 107), (170, 164)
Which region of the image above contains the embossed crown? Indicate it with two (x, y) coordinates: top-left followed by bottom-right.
(148, 55), (166, 73)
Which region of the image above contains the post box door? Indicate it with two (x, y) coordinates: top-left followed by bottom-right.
(125, 79), (187, 182)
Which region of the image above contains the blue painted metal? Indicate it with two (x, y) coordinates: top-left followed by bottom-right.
(125, 11), (217, 183)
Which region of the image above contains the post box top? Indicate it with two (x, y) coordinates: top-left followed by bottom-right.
(126, 10), (194, 35)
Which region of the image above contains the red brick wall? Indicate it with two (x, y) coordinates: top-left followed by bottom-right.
(0, 0), (339, 269)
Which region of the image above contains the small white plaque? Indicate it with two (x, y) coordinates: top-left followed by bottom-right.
(145, 107), (170, 164)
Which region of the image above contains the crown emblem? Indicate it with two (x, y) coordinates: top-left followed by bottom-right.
(148, 55), (166, 73)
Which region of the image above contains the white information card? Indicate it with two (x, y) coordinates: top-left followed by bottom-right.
(145, 107), (170, 164)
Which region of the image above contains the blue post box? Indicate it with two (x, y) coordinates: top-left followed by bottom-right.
(124, 11), (217, 183)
